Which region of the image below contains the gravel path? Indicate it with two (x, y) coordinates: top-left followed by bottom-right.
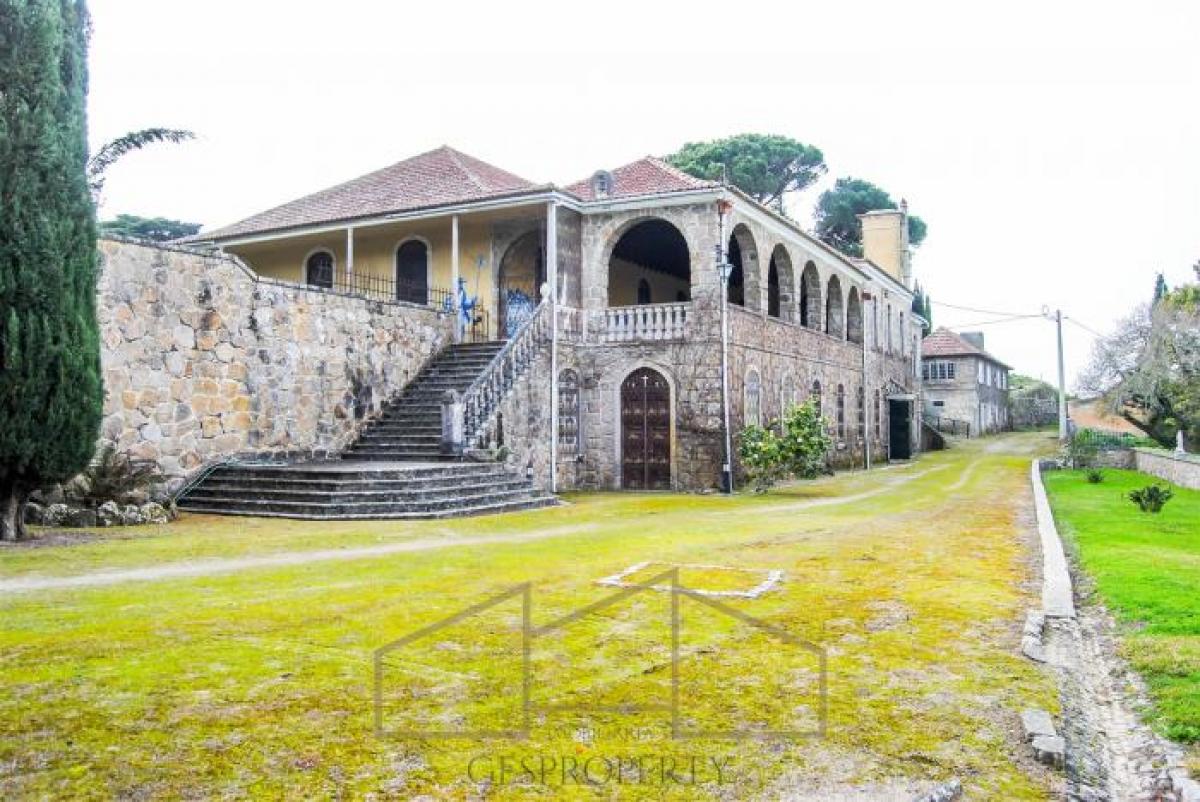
(0, 523), (598, 593)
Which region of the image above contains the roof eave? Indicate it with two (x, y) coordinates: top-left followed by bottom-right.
(187, 187), (575, 248)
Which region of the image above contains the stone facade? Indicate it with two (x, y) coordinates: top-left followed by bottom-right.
(922, 354), (1010, 435)
(484, 198), (923, 492)
(98, 239), (451, 492)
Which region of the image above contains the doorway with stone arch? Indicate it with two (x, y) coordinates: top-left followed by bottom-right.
(620, 367), (671, 490)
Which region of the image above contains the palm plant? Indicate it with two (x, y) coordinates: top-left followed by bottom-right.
(87, 128), (194, 198)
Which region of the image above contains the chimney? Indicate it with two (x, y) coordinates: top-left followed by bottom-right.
(961, 331), (986, 350)
(858, 203), (912, 287)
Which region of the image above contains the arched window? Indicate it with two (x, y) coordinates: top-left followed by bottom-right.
(836, 384), (846, 440)
(825, 275), (844, 337)
(781, 373), (796, 414)
(395, 240), (429, 305)
(305, 250), (334, 289)
(744, 369), (762, 427)
(810, 380), (822, 417)
(558, 369), (580, 455)
(856, 386), (865, 440)
(886, 305), (894, 353)
(636, 278), (651, 305)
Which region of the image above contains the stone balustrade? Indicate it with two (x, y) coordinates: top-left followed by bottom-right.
(597, 302), (690, 343)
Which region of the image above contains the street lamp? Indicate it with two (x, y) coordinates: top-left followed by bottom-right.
(716, 199), (734, 494)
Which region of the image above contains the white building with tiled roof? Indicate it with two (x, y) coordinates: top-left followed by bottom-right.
(921, 328), (1011, 436)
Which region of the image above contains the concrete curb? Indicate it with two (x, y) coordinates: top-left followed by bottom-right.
(1030, 460), (1075, 619)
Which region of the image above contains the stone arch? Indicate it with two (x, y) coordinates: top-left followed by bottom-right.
(767, 244), (793, 321)
(846, 287), (864, 344)
(727, 224), (759, 310)
(799, 261), (821, 330)
(618, 365), (674, 490)
(825, 275), (844, 338)
(607, 218), (690, 307)
(498, 230), (544, 337)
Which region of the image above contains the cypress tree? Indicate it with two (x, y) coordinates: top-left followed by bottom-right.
(0, 0), (101, 540)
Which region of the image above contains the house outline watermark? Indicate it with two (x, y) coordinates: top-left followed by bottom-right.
(373, 568), (827, 742)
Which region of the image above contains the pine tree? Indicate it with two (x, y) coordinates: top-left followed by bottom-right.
(0, 0), (101, 540)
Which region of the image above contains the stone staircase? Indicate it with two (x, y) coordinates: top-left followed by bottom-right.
(177, 341), (558, 520)
(343, 341), (504, 461)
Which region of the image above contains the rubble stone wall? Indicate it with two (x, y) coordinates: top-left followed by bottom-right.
(98, 239), (451, 492)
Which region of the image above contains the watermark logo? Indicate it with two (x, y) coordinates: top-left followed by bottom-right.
(373, 567), (826, 742)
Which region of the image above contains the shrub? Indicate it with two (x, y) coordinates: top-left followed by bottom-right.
(65, 445), (163, 509)
(1063, 433), (1099, 468)
(737, 401), (832, 493)
(1086, 469), (1105, 484)
(1128, 484), (1174, 513)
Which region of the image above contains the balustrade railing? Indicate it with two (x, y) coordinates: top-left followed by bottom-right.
(461, 300), (551, 443)
(599, 302), (689, 342)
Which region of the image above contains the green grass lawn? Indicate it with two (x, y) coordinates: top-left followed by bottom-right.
(1043, 467), (1200, 770)
(0, 435), (1058, 799)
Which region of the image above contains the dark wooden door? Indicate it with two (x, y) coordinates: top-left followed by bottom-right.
(888, 399), (911, 460)
(621, 368), (671, 490)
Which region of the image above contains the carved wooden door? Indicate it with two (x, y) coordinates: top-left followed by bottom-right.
(621, 368), (671, 490)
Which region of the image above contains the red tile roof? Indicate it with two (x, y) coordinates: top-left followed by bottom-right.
(563, 157), (717, 201)
(194, 146), (546, 241)
(921, 327), (1011, 368)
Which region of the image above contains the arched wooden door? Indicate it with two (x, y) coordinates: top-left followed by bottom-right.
(621, 368), (671, 490)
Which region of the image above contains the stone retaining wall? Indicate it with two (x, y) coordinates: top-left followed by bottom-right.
(98, 239), (451, 492)
(1133, 448), (1200, 490)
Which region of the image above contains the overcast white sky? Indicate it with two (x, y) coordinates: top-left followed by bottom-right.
(88, 0), (1200, 388)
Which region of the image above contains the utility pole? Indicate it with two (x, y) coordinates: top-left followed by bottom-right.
(1044, 306), (1068, 440)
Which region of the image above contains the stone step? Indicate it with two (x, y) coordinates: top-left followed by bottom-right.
(209, 462), (507, 482)
(178, 491), (556, 519)
(192, 475), (529, 498)
(184, 481), (534, 507)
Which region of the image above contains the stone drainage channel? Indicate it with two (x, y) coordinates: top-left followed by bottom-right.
(1028, 460), (1199, 802)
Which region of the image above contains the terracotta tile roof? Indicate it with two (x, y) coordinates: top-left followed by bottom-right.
(563, 157), (718, 201)
(192, 146), (545, 241)
(921, 327), (1011, 368)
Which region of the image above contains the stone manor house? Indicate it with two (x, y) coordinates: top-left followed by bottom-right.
(98, 146), (923, 518)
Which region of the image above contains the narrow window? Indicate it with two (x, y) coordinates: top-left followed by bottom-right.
(856, 386), (865, 440)
(745, 369), (762, 427)
(874, 389), (881, 440)
(558, 369), (580, 455)
(836, 384), (846, 440)
(810, 380), (822, 417)
(305, 250), (334, 289)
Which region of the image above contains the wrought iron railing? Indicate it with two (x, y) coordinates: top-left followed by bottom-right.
(306, 268), (451, 308)
(461, 300), (551, 443)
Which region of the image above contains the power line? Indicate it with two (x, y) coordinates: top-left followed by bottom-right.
(947, 313), (1043, 329)
(931, 299), (1037, 317)
(1064, 316), (1106, 338)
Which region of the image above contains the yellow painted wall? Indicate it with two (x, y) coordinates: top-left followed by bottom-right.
(225, 219), (497, 327)
(860, 211), (904, 283)
(607, 258), (690, 306)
